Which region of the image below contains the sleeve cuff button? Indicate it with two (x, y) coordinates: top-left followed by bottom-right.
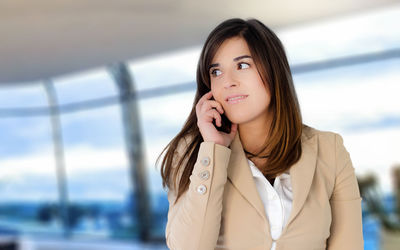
(197, 184), (207, 194)
(201, 156), (210, 166)
(198, 170), (210, 180)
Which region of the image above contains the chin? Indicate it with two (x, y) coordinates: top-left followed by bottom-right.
(226, 112), (252, 124)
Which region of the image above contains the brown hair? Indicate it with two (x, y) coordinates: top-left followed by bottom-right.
(156, 18), (303, 205)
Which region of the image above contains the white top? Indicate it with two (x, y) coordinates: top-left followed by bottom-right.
(247, 158), (293, 250)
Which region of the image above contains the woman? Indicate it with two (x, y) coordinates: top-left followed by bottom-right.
(158, 18), (364, 250)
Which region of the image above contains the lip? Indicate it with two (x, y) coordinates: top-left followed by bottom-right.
(225, 94), (249, 101)
(226, 94), (248, 104)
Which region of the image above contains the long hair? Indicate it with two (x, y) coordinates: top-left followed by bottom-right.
(156, 18), (303, 205)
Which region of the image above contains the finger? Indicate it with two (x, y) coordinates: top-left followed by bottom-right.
(196, 91), (211, 113)
(204, 100), (224, 114)
(211, 109), (222, 126)
(207, 109), (221, 126)
(201, 99), (224, 115)
(200, 99), (218, 114)
(198, 91), (213, 107)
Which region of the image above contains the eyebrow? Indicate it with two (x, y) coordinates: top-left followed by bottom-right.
(208, 55), (252, 71)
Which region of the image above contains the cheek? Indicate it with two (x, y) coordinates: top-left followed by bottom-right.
(211, 83), (223, 98)
(249, 87), (271, 108)
(251, 77), (269, 97)
(211, 89), (223, 103)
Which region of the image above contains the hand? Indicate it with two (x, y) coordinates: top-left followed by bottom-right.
(196, 90), (238, 147)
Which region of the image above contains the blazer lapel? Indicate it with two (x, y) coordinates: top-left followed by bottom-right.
(227, 128), (318, 237)
(227, 131), (269, 225)
(282, 131), (317, 235)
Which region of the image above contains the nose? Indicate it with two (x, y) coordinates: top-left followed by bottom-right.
(223, 70), (240, 89)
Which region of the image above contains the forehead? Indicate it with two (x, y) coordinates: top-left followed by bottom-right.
(211, 37), (250, 62)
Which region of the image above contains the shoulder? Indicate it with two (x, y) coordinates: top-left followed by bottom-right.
(302, 124), (347, 157)
(302, 124), (342, 145)
(302, 125), (351, 187)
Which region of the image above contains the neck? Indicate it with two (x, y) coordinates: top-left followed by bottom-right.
(238, 110), (273, 158)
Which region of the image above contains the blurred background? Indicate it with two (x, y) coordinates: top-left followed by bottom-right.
(0, 0), (399, 249)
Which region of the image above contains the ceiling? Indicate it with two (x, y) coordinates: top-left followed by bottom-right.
(0, 0), (398, 83)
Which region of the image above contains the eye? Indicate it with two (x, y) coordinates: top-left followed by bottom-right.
(210, 69), (222, 77)
(210, 62), (250, 77)
(238, 62), (250, 69)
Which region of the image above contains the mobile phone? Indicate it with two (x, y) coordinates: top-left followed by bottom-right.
(210, 96), (232, 134)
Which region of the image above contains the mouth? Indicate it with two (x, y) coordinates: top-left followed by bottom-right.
(226, 95), (248, 104)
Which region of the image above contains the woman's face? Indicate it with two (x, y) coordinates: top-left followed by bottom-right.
(209, 36), (271, 125)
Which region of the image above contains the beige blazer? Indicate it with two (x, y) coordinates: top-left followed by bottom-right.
(165, 125), (364, 250)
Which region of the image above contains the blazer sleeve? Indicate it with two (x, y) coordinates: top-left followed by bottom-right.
(165, 140), (231, 250)
(326, 133), (364, 250)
